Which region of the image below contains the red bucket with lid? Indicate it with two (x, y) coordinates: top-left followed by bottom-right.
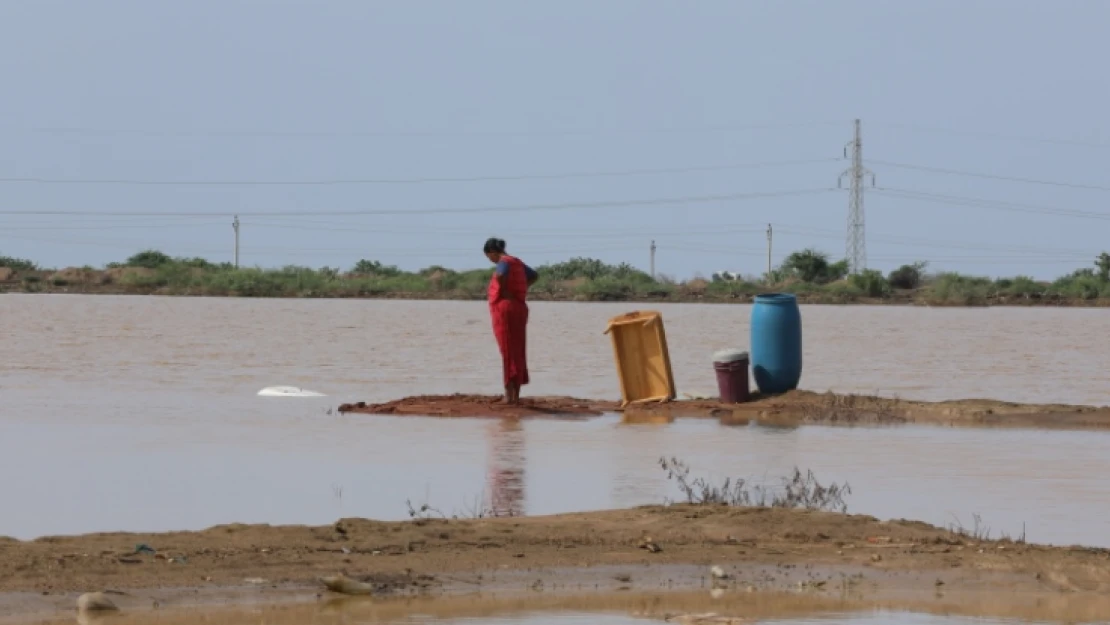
(712, 348), (750, 404)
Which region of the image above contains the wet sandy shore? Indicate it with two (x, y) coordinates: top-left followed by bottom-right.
(5, 506), (1110, 620)
(337, 391), (1110, 430)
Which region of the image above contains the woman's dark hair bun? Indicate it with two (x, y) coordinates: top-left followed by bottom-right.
(483, 237), (507, 254)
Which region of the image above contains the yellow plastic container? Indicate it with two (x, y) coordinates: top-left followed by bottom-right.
(604, 310), (677, 406)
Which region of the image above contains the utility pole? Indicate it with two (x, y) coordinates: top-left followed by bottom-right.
(766, 223), (773, 278)
(650, 240), (656, 279)
(232, 215), (240, 268)
(839, 119), (875, 275)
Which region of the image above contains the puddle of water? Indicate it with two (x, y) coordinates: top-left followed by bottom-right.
(55, 613), (1038, 625)
(2, 407), (1109, 547)
(21, 589), (1093, 625)
(375, 613), (1037, 625)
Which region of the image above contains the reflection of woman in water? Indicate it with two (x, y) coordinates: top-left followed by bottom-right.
(484, 238), (538, 405)
(486, 419), (526, 516)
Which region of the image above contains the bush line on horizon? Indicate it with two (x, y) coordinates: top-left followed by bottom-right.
(4, 248), (1110, 305)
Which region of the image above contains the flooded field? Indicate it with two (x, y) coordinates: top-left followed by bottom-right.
(2, 295), (1110, 545)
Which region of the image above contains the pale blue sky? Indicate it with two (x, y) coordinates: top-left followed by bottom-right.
(0, 0), (1107, 279)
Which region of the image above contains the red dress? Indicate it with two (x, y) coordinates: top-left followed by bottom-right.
(488, 255), (530, 388)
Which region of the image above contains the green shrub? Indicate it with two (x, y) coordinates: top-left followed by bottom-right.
(200, 268), (294, 297)
(705, 280), (760, 298)
(997, 276), (1044, 299)
(823, 280), (863, 300)
(927, 273), (994, 305)
(576, 276), (634, 301)
(636, 280), (675, 298)
(540, 257), (612, 281)
(888, 262), (927, 290)
(0, 255), (37, 271)
(781, 280), (820, 295)
(1050, 272), (1109, 300)
(779, 249), (847, 284)
(849, 269), (891, 297)
(419, 265), (454, 277)
(126, 250), (174, 269)
(351, 259), (401, 277)
(10, 247), (1110, 306)
(375, 274), (431, 293)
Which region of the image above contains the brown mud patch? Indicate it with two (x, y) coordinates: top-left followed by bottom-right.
(3, 505), (1110, 620)
(339, 391), (1110, 431)
(338, 394), (615, 419)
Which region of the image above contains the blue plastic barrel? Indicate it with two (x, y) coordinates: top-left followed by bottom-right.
(749, 293), (803, 394)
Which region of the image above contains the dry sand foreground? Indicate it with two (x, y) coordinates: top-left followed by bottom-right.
(4, 506), (1110, 619)
(338, 390), (1110, 430)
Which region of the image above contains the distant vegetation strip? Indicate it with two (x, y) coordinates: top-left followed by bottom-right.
(3, 248), (1110, 306)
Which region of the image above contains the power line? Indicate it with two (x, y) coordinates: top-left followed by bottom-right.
(874, 187), (1110, 220)
(0, 232), (647, 257)
(0, 158), (838, 186)
(0, 217), (773, 238)
(0, 187), (836, 217)
(4, 218), (1098, 261)
(4, 208), (1096, 256)
(235, 220), (771, 238)
(665, 244), (1093, 265)
(868, 159), (1110, 192)
(774, 224), (1092, 257)
(9, 120), (846, 139)
(3, 228), (1094, 266)
(1, 220), (230, 231)
(871, 123), (1110, 150)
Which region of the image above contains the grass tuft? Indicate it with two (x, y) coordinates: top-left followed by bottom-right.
(659, 457), (852, 513)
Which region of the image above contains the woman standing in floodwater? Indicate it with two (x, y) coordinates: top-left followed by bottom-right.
(484, 237), (538, 405)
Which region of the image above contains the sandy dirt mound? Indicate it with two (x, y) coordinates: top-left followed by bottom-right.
(4, 505), (1110, 618)
(337, 391), (1110, 430)
(338, 394), (617, 418)
(629, 390), (1110, 429)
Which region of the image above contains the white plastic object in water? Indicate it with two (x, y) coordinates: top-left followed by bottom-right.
(257, 386), (326, 398)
